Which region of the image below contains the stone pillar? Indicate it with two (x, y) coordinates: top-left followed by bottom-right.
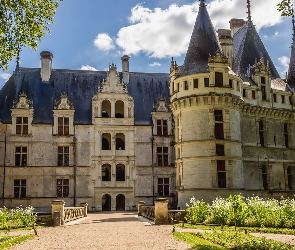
(51, 200), (65, 225)
(154, 198), (169, 225)
(138, 201), (145, 216)
(80, 203), (88, 217)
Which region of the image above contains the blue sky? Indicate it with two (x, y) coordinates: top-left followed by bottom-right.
(0, 0), (293, 88)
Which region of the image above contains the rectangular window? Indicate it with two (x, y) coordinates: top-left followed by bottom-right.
(282, 95), (285, 104)
(156, 120), (168, 136)
(16, 117), (28, 135)
(15, 146), (27, 166)
(204, 78), (209, 87)
(229, 79), (232, 88)
(177, 83), (179, 92)
(261, 86), (266, 100)
(14, 179), (26, 198)
(193, 79), (198, 88)
(261, 165), (268, 190)
(57, 179), (69, 197)
(216, 144), (225, 156)
(289, 96), (292, 105)
(261, 77), (265, 84)
(217, 160), (226, 188)
(214, 110), (224, 140)
(273, 94), (277, 103)
(284, 123), (289, 148)
(184, 81), (188, 90)
(287, 166), (293, 190)
(243, 89), (246, 97)
(259, 120), (265, 147)
(215, 72), (223, 87)
(58, 147), (69, 166)
(157, 147), (168, 166)
(58, 117), (69, 136)
(158, 178), (169, 196)
(252, 90), (256, 99)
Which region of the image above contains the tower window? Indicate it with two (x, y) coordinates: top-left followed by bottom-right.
(252, 90), (256, 99)
(215, 72), (223, 87)
(282, 95), (285, 104)
(261, 165), (268, 190)
(284, 123), (289, 148)
(217, 160), (226, 188)
(243, 89), (246, 97)
(273, 94), (277, 102)
(259, 120), (265, 147)
(214, 110), (224, 140)
(193, 79), (199, 88)
(287, 166), (293, 190)
(216, 144), (225, 156)
(204, 78), (209, 87)
(184, 81), (188, 90)
(261, 86), (266, 100)
(229, 79), (232, 88)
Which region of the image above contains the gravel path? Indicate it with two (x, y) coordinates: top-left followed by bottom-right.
(7, 212), (191, 250)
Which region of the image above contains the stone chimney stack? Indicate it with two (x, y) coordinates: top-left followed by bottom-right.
(121, 55), (130, 84)
(40, 51), (53, 82)
(229, 18), (246, 37)
(217, 29), (233, 68)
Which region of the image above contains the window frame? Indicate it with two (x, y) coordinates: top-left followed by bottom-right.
(57, 179), (69, 197)
(217, 160), (226, 188)
(14, 179), (26, 198)
(16, 117), (28, 135)
(57, 146), (69, 166)
(158, 178), (169, 196)
(156, 119), (168, 136)
(157, 147), (169, 166)
(15, 146), (27, 166)
(58, 117), (69, 136)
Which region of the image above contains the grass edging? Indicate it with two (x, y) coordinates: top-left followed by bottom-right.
(173, 232), (228, 250)
(0, 234), (34, 249)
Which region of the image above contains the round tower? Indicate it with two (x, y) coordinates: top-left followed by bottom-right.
(170, 1), (244, 208)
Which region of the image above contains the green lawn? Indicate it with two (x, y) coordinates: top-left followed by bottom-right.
(0, 235), (34, 249)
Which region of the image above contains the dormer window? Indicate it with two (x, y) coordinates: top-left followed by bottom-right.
(58, 117), (69, 136)
(16, 117), (28, 135)
(215, 72), (223, 87)
(157, 119), (168, 136)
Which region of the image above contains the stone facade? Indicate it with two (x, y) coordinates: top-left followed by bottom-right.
(1, 1), (295, 211)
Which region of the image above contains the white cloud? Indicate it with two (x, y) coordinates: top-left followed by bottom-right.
(0, 73), (11, 81)
(115, 0), (283, 58)
(278, 56), (290, 76)
(274, 31), (280, 37)
(80, 65), (98, 71)
(149, 62), (161, 66)
(94, 33), (115, 51)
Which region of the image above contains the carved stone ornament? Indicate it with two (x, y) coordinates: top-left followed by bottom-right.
(208, 49), (228, 64)
(54, 93), (74, 110)
(154, 96), (169, 112)
(12, 93), (33, 109)
(99, 63), (128, 94)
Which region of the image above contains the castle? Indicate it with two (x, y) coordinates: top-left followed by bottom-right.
(0, 0), (295, 211)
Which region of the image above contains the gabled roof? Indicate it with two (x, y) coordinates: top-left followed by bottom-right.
(179, 1), (221, 76)
(233, 21), (280, 80)
(0, 68), (169, 125)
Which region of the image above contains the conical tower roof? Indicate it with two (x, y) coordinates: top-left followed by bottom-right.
(179, 0), (222, 77)
(287, 16), (295, 90)
(233, 20), (280, 80)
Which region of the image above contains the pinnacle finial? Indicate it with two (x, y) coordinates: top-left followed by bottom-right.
(200, 0), (205, 7)
(246, 0), (252, 21)
(15, 46), (20, 73)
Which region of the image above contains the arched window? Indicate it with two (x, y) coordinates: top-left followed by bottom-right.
(102, 164), (111, 181)
(101, 100), (111, 118)
(115, 100), (124, 118)
(116, 164), (125, 181)
(102, 133), (111, 150)
(116, 133), (125, 150)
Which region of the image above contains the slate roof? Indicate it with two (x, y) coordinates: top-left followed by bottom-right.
(287, 21), (295, 91)
(0, 68), (169, 125)
(179, 1), (221, 76)
(233, 20), (280, 80)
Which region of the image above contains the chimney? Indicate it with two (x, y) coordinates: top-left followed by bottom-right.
(40, 51), (53, 82)
(229, 18), (246, 37)
(121, 55), (130, 84)
(217, 29), (233, 68)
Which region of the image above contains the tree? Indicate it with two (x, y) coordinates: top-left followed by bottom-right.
(0, 0), (62, 70)
(277, 0), (294, 17)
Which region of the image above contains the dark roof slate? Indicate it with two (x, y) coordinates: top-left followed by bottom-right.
(287, 23), (295, 91)
(233, 21), (280, 80)
(0, 68), (169, 125)
(179, 2), (221, 76)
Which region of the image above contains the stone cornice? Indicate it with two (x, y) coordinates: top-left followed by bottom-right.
(241, 105), (293, 119)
